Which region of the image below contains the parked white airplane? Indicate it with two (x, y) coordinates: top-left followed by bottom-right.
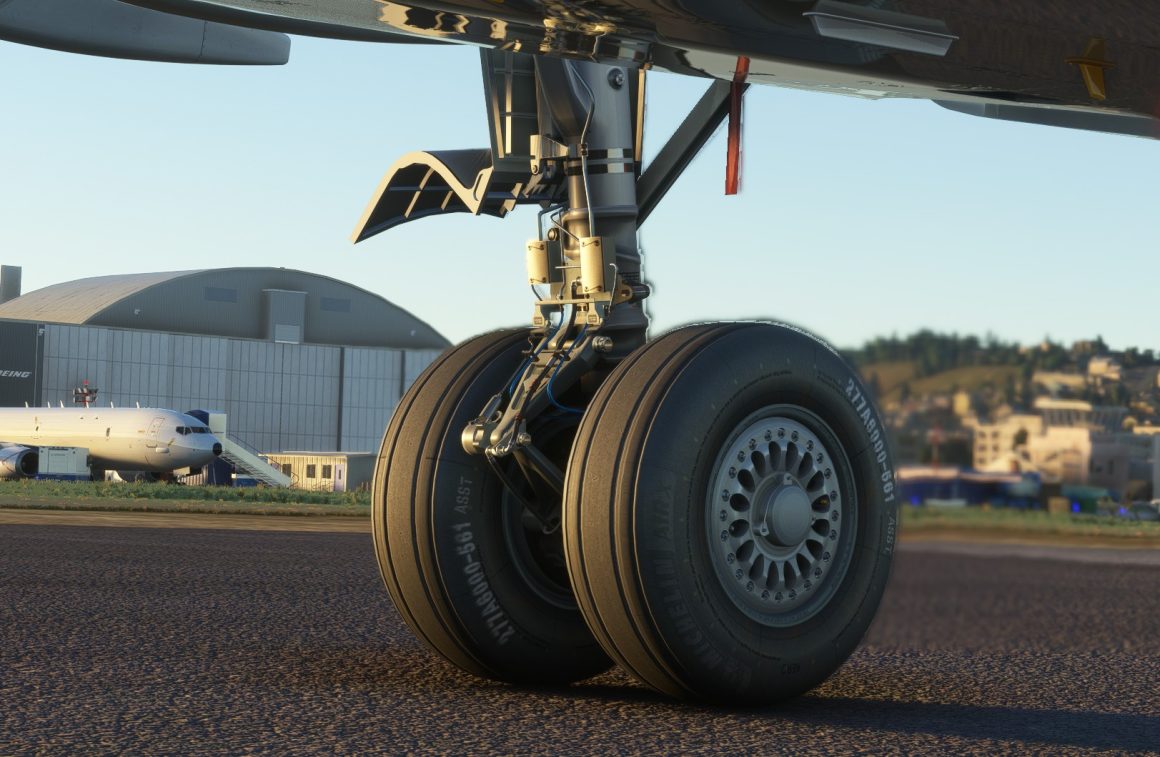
(0, 407), (223, 479)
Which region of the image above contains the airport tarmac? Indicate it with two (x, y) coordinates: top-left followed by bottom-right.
(1, 521), (1156, 754)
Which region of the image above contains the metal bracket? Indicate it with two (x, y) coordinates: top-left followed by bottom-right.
(462, 325), (599, 459)
(637, 79), (747, 225)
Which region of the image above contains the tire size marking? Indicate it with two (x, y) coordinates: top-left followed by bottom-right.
(451, 481), (515, 645)
(844, 378), (897, 556)
(844, 378), (895, 504)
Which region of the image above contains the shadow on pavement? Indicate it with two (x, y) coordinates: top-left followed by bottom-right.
(782, 696), (1159, 752)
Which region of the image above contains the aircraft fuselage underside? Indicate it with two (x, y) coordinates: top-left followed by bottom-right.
(125, 0), (1160, 130)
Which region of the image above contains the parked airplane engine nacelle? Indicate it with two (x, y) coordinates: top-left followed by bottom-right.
(0, 0), (290, 65)
(0, 446), (37, 479)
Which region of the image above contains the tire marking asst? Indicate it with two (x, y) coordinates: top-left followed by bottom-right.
(451, 476), (515, 645)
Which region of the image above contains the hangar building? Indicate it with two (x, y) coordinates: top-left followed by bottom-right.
(0, 266), (449, 453)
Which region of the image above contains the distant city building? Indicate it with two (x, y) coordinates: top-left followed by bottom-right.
(971, 414), (1042, 470)
(1031, 370), (1087, 394)
(952, 390), (974, 418)
(1087, 356), (1123, 383)
(0, 267), (450, 453)
(1033, 398), (1128, 432)
(971, 401), (1153, 494)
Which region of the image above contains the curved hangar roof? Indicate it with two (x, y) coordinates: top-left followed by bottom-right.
(0, 268), (448, 350)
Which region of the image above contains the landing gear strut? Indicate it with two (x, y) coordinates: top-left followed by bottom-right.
(367, 52), (897, 703)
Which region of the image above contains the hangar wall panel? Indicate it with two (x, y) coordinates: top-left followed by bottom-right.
(340, 348), (404, 453)
(38, 324), (441, 453)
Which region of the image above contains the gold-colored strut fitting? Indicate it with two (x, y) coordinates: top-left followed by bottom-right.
(1066, 37), (1114, 102)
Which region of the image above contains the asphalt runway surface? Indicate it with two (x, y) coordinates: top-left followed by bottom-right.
(1, 521), (1157, 755)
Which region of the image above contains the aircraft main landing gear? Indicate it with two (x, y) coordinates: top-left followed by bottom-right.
(366, 51), (897, 703)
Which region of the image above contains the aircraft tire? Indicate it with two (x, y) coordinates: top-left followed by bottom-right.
(562, 323), (898, 702)
(373, 329), (610, 684)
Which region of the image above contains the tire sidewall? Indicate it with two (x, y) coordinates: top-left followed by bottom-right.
(632, 324), (898, 699)
(422, 338), (606, 680)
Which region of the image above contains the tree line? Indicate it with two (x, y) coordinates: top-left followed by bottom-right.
(847, 330), (1157, 379)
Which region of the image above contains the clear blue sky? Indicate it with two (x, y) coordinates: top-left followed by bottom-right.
(1, 36), (1157, 351)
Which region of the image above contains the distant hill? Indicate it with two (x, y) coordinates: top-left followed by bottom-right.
(861, 361), (1021, 403)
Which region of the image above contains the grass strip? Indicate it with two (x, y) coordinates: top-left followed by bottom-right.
(0, 480), (369, 506)
(2, 482), (1159, 540)
(901, 505), (1160, 540)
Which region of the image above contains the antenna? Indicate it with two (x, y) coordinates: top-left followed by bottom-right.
(73, 379), (98, 408)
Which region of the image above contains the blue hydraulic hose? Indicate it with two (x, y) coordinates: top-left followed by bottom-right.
(507, 321), (561, 398)
(545, 326), (588, 414)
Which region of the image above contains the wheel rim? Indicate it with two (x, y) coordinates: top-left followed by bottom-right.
(498, 415), (577, 611)
(706, 408), (856, 625)
(500, 489), (574, 610)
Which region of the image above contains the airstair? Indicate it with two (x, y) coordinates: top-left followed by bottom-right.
(189, 409), (293, 488)
(218, 436), (292, 488)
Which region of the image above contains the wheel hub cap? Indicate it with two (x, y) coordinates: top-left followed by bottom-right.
(760, 482), (812, 546)
(706, 412), (853, 623)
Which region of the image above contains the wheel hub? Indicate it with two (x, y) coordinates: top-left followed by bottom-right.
(758, 480), (813, 547)
(706, 412), (853, 622)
